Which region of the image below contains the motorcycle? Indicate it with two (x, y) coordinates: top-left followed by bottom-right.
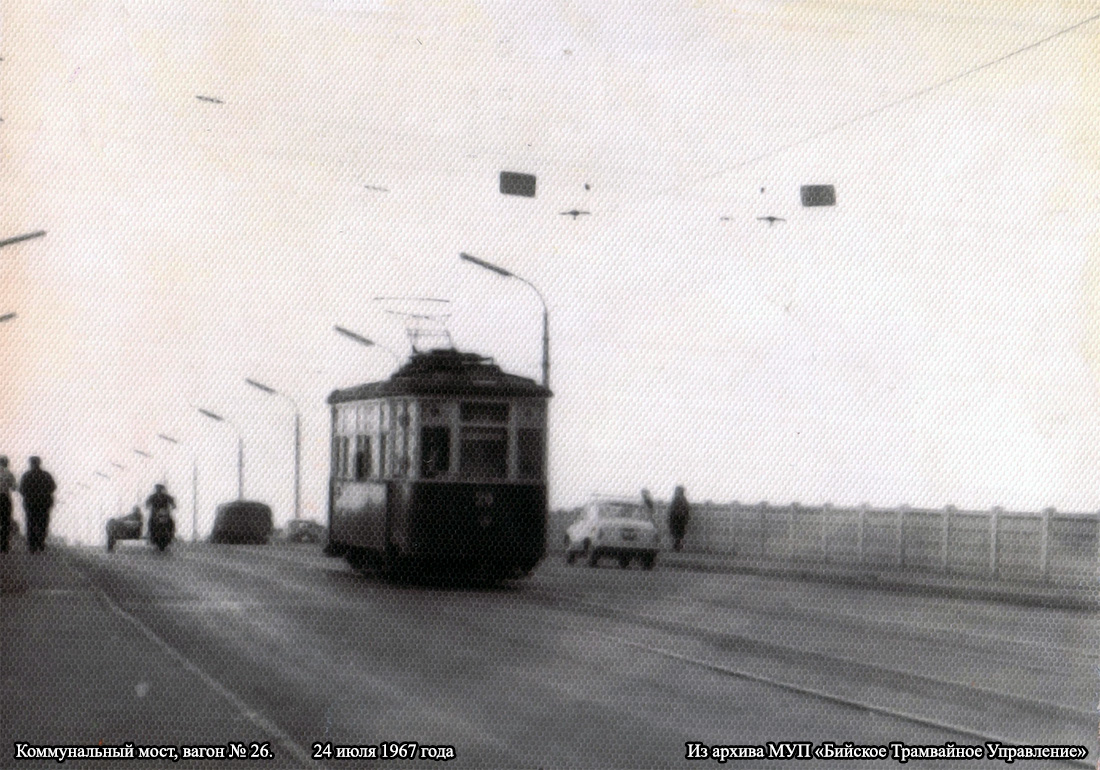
(149, 507), (175, 552)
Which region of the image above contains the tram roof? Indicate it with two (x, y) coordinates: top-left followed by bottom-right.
(327, 348), (552, 404)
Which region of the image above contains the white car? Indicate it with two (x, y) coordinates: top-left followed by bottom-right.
(565, 497), (659, 569)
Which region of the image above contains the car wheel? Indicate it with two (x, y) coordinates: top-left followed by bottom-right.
(588, 547), (600, 568)
(618, 555), (631, 569)
(641, 554), (656, 570)
(566, 550), (576, 565)
(107, 535), (115, 552)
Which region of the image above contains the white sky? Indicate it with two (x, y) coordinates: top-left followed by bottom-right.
(3, 1), (1100, 543)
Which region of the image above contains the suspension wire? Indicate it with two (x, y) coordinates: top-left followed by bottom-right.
(666, 9), (1100, 196)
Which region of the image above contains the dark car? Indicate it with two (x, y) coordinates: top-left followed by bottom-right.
(106, 511), (142, 552)
(285, 519), (325, 544)
(210, 501), (274, 544)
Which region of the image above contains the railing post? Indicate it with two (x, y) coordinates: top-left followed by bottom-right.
(858, 503), (867, 565)
(1040, 507), (1052, 581)
(990, 507), (1002, 578)
(898, 505), (908, 568)
(729, 502), (739, 557)
(787, 503), (794, 558)
(941, 506), (954, 572)
(759, 502), (768, 559)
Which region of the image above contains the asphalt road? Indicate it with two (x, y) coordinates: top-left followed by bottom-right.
(7, 543), (1097, 768)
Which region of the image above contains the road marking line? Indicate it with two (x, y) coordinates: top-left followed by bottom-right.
(64, 553), (315, 768)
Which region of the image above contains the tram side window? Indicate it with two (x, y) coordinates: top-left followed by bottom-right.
(460, 426), (507, 478)
(354, 435), (371, 480)
(516, 428), (544, 480)
(420, 427), (450, 478)
(377, 433), (387, 478)
(341, 436), (352, 479)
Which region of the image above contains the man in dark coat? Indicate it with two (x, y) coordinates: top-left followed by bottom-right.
(668, 485), (690, 552)
(19, 456), (56, 553)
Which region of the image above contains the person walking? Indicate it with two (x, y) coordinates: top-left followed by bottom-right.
(19, 456), (56, 553)
(668, 485), (691, 552)
(0, 456), (16, 553)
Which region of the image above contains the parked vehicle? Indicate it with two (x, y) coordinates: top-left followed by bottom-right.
(210, 501), (274, 545)
(285, 519), (325, 544)
(565, 496), (659, 569)
(106, 510), (142, 552)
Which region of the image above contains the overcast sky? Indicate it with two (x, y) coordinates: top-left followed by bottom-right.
(3, 1), (1100, 543)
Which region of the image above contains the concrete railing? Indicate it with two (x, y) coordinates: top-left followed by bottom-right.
(550, 501), (1099, 586)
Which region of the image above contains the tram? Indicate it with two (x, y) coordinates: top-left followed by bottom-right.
(326, 348), (551, 579)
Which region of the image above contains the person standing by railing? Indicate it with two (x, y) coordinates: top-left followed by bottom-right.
(668, 486), (691, 552)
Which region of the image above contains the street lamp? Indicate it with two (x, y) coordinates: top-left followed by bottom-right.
(198, 407), (244, 500)
(459, 252), (550, 389)
(333, 325), (401, 366)
(107, 464), (128, 513)
(245, 378), (301, 521)
(158, 433), (199, 542)
(92, 471), (113, 521)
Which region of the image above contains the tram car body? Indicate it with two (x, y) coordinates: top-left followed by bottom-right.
(326, 349), (551, 578)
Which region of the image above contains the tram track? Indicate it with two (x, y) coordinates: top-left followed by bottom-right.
(227, 547), (1097, 726)
(87, 545), (1095, 766)
(249, 547), (1097, 749)
(565, 584), (1095, 703)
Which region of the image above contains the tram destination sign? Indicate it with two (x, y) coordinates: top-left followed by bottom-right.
(801, 184), (836, 207)
(499, 171), (537, 198)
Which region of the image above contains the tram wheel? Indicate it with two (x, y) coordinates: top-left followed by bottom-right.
(618, 555), (631, 569)
(640, 554), (656, 570)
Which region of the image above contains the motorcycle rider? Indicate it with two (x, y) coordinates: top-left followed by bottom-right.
(145, 484), (176, 549)
(145, 484), (176, 526)
(146, 484), (176, 514)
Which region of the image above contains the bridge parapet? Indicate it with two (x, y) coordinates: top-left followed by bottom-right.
(550, 500), (1099, 586)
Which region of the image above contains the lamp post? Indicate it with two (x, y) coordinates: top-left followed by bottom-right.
(245, 378), (301, 522)
(133, 449), (154, 504)
(158, 433), (198, 542)
(459, 252), (550, 389)
(109, 461), (128, 513)
(198, 407), (243, 500)
(333, 325), (401, 367)
(93, 471), (113, 522)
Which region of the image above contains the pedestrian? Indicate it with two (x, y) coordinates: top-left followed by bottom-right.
(0, 456), (16, 553)
(668, 485), (690, 552)
(19, 456), (56, 553)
